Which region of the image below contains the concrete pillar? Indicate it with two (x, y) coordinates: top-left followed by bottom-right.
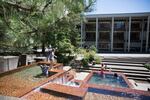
(96, 18), (99, 52)
(124, 18), (128, 52)
(111, 17), (114, 52)
(81, 21), (83, 47)
(128, 17), (131, 52)
(82, 21), (86, 47)
(140, 19), (144, 52)
(146, 16), (150, 52)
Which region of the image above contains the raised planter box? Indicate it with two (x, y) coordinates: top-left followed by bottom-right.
(0, 56), (19, 73)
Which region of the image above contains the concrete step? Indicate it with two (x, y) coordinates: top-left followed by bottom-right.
(108, 69), (150, 75)
(102, 62), (144, 67)
(102, 59), (146, 64)
(79, 68), (150, 77)
(89, 65), (149, 72)
(124, 73), (150, 78)
(106, 65), (149, 71)
(78, 67), (150, 76)
(102, 57), (150, 63)
(127, 77), (148, 81)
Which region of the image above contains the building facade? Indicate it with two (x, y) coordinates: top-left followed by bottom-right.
(81, 13), (150, 53)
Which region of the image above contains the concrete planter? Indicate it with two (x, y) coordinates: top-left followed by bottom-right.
(0, 56), (19, 73)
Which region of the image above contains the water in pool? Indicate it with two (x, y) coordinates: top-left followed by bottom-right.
(88, 73), (129, 88)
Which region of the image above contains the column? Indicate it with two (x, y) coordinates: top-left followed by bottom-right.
(111, 17), (114, 52)
(124, 18), (128, 52)
(146, 16), (150, 52)
(140, 18), (144, 52)
(96, 18), (99, 52)
(128, 17), (131, 52)
(82, 21), (86, 47)
(81, 20), (83, 47)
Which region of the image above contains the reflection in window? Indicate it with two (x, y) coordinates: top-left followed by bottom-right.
(114, 22), (125, 31)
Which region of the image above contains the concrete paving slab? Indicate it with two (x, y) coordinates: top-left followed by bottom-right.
(129, 79), (150, 91)
(74, 72), (89, 80)
(0, 95), (23, 100)
(134, 83), (150, 91)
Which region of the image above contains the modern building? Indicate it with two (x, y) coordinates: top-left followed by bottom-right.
(81, 12), (150, 53)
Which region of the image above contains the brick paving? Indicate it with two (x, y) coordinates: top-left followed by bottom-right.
(85, 92), (132, 100)
(23, 91), (66, 100)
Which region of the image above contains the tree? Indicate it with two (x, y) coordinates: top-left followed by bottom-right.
(0, 0), (95, 62)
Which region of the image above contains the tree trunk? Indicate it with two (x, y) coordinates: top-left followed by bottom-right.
(42, 41), (45, 56)
(42, 33), (46, 56)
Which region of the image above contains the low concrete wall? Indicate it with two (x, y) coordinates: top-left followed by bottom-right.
(0, 56), (19, 73)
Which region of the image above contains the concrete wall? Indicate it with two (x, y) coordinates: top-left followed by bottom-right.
(0, 56), (19, 73)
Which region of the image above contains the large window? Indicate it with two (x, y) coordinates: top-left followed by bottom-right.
(99, 32), (110, 42)
(130, 32), (140, 42)
(113, 32), (124, 49)
(131, 22), (141, 31)
(85, 23), (96, 31)
(87, 19), (96, 22)
(85, 32), (96, 41)
(99, 22), (111, 31)
(114, 22), (125, 31)
(113, 32), (124, 42)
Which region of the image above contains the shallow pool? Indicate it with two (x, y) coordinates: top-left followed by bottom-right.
(88, 73), (129, 88)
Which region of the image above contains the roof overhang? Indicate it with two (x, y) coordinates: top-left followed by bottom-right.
(85, 12), (150, 18)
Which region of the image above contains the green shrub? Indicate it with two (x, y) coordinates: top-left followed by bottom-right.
(78, 48), (101, 68)
(56, 39), (75, 65)
(81, 57), (89, 67)
(94, 56), (101, 64)
(89, 45), (97, 52)
(145, 64), (150, 70)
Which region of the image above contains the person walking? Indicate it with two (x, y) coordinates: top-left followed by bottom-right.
(49, 48), (57, 62)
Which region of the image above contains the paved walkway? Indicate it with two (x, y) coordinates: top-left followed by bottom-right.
(129, 79), (150, 91)
(75, 72), (89, 80)
(0, 95), (22, 100)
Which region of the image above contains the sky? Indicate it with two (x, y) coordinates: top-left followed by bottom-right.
(86, 0), (150, 14)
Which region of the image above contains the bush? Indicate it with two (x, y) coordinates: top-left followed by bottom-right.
(145, 64), (150, 70)
(56, 39), (75, 65)
(94, 56), (101, 64)
(78, 48), (101, 67)
(81, 57), (89, 67)
(89, 45), (97, 52)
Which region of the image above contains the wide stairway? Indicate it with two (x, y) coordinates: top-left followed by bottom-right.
(78, 57), (150, 82)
